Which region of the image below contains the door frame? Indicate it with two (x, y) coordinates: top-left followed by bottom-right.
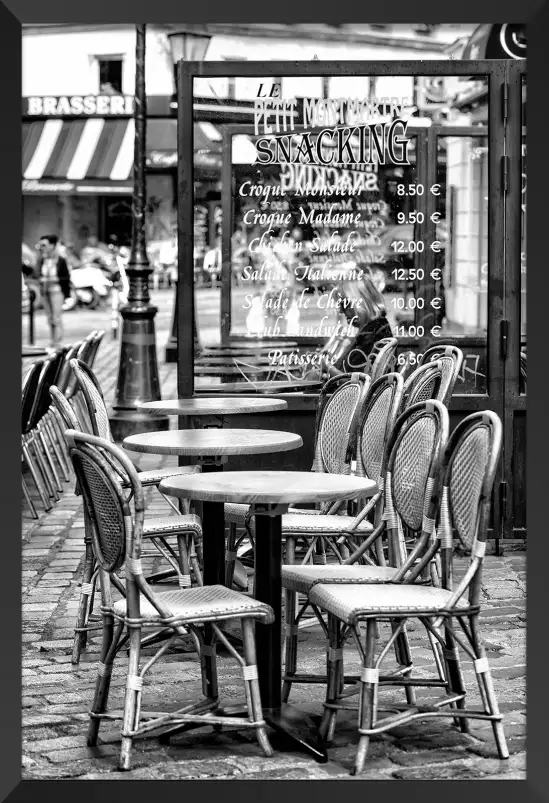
(503, 60), (527, 541)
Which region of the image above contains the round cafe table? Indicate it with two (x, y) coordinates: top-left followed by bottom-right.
(123, 428), (303, 587)
(22, 346), (48, 358)
(203, 341), (298, 351)
(138, 397), (288, 425)
(195, 379), (324, 395)
(159, 470), (378, 763)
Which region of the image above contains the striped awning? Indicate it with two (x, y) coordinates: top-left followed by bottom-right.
(23, 119), (135, 182)
(22, 119), (221, 190)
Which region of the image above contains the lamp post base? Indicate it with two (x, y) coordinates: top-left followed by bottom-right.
(109, 408), (170, 443)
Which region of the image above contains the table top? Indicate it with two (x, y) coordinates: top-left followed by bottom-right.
(138, 398), (288, 416)
(159, 470), (377, 505)
(203, 341), (298, 351)
(22, 346), (48, 358)
(196, 356), (274, 365)
(194, 365), (270, 376)
(123, 428), (303, 456)
(195, 380), (324, 395)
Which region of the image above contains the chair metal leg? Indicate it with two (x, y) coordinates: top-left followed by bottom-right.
(37, 424), (63, 494)
(45, 411), (71, 480)
(225, 523), (237, 588)
(22, 439), (52, 511)
(442, 622), (469, 731)
(352, 619), (377, 776)
(468, 615), (509, 759)
(72, 527), (96, 664)
(22, 475), (38, 519)
(319, 613), (343, 744)
(30, 429), (60, 500)
(281, 588), (297, 703)
(119, 626), (143, 771)
(87, 616), (124, 746)
(241, 618), (273, 757)
(42, 416), (70, 482)
(393, 621), (415, 705)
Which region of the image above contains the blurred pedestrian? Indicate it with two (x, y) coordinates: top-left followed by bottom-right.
(328, 273), (393, 375)
(33, 234), (72, 348)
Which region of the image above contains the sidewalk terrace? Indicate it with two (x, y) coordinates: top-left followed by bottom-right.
(21, 292), (526, 780)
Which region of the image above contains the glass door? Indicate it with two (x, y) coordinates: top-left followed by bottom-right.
(177, 61), (513, 545)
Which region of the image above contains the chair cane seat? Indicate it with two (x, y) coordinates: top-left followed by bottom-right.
(112, 585), (274, 624)
(308, 583), (469, 625)
(123, 465), (200, 488)
(281, 513), (373, 535)
(282, 564), (396, 594)
(143, 514), (202, 537)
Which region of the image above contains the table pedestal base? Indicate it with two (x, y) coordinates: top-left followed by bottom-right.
(215, 701), (327, 762)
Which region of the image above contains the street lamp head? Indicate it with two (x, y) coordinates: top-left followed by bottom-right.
(167, 31), (212, 64)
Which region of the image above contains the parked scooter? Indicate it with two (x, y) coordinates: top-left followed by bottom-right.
(63, 260), (113, 310)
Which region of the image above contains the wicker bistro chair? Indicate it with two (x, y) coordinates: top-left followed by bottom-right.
(223, 373), (370, 585)
(22, 360), (51, 515)
(343, 337), (399, 382)
(281, 398), (448, 704)
(50, 385), (205, 665)
(21, 350), (71, 513)
(281, 372), (404, 569)
(65, 430), (275, 771)
(70, 359), (200, 514)
(418, 345), (464, 406)
(399, 359), (446, 413)
(308, 410), (507, 775)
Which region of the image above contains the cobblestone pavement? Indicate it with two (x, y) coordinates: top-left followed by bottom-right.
(21, 300), (526, 780)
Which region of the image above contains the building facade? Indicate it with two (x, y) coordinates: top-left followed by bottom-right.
(22, 24), (474, 261)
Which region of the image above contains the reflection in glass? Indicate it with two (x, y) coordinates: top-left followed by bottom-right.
(430, 135), (488, 393)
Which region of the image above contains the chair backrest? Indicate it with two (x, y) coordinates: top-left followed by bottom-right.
(438, 410), (502, 601)
(77, 331), (97, 366)
(50, 385), (86, 431)
(66, 429), (185, 626)
(66, 430), (135, 575)
(70, 358), (113, 442)
(400, 360), (444, 412)
(418, 345), (463, 405)
(312, 373), (370, 474)
(396, 349), (417, 379)
(87, 330), (105, 369)
(27, 350), (66, 430)
(55, 342), (83, 395)
(369, 338), (399, 383)
(356, 372), (404, 488)
(383, 399), (449, 566)
(21, 360), (44, 433)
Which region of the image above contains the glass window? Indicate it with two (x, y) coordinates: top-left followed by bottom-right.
(190, 71), (491, 383)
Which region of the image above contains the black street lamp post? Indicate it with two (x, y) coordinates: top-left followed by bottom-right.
(109, 24), (169, 440)
(164, 29), (211, 363)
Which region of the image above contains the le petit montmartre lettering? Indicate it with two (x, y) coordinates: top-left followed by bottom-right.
(254, 94), (412, 133)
